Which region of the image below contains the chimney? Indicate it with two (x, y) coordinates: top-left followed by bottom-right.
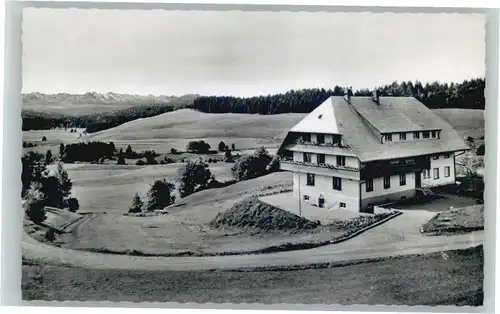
(344, 87), (353, 102)
(372, 89), (380, 105)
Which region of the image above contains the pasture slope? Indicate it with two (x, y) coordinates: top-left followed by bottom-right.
(84, 108), (304, 151)
(83, 108), (484, 151)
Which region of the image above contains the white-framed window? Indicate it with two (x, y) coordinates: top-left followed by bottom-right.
(366, 179), (374, 192)
(399, 133), (406, 140)
(431, 131), (437, 138)
(383, 176), (391, 189)
(422, 169), (430, 179)
(433, 168), (440, 180)
(384, 134), (393, 142)
(413, 132), (420, 139)
(445, 166), (451, 178)
(336, 155), (346, 167)
(303, 152), (312, 163)
(399, 173), (406, 186)
(316, 133), (325, 144)
(302, 133), (311, 142)
(317, 153), (325, 164)
(303, 195), (309, 200)
(332, 177), (342, 191)
(423, 131), (430, 139)
(306, 173), (315, 186)
(340, 202), (346, 208)
(333, 135), (342, 146)
(444, 153), (450, 159)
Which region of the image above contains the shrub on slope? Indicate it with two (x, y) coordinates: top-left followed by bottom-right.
(210, 197), (319, 233)
(421, 205), (484, 235)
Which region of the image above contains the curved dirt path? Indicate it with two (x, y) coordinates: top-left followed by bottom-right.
(22, 211), (484, 271)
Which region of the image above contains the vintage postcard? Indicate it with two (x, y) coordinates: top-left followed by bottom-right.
(19, 3), (486, 308)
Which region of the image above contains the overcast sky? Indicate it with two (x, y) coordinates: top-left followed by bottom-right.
(22, 9), (485, 97)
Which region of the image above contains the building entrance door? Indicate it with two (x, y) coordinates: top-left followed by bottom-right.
(318, 196), (325, 208)
(415, 171), (422, 188)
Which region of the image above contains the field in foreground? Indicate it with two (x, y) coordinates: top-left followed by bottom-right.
(22, 245), (483, 305)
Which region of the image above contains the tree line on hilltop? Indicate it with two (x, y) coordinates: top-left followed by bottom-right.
(193, 78), (485, 114)
(22, 102), (193, 132)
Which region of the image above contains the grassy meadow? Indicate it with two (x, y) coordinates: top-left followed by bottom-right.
(22, 245), (484, 305)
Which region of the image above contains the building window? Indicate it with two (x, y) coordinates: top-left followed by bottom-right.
(318, 197), (325, 208)
(399, 133), (406, 140)
(383, 176), (391, 189)
(423, 131), (430, 139)
(399, 173), (406, 186)
(302, 133), (311, 142)
(316, 134), (325, 144)
(432, 155), (439, 160)
(433, 168), (439, 180)
(332, 177), (342, 191)
(366, 179), (374, 192)
(445, 166), (450, 178)
(336, 155), (346, 167)
(306, 173), (315, 186)
(422, 169), (430, 179)
(384, 134), (392, 142)
(303, 195), (309, 200)
(431, 131), (437, 138)
(444, 153), (450, 159)
(333, 135), (341, 146)
(339, 202), (346, 208)
(316, 153), (325, 164)
(413, 132), (420, 139)
(303, 152), (312, 163)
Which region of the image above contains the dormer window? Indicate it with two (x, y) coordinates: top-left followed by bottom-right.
(399, 133), (406, 141)
(384, 134), (392, 142)
(422, 131), (430, 139)
(413, 132), (420, 139)
(431, 131), (437, 138)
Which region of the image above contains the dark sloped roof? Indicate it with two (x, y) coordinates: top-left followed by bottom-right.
(348, 97), (442, 133)
(281, 96), (469, 163)
(330, 96), (469, 161)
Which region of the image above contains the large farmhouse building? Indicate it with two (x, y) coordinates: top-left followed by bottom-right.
(277, 91), (469, 212)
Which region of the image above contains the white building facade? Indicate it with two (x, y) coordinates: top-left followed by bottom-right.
(278, 92), (469, 212)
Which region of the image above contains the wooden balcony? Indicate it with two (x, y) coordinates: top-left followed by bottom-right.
(293, 140), (350, 149)
(280, 159), (360, 180)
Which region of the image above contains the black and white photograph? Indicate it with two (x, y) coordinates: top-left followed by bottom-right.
(19, 4), (486, 307)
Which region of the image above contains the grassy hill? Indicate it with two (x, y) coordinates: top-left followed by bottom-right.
(83, 108), (484, 152)
(84, 109), (305, 152)
(433, 109), (484, 140)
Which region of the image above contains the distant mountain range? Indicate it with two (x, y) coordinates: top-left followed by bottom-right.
(22, 92), (200, 106)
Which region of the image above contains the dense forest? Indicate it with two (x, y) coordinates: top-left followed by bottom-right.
(193, 78), (485, 114)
